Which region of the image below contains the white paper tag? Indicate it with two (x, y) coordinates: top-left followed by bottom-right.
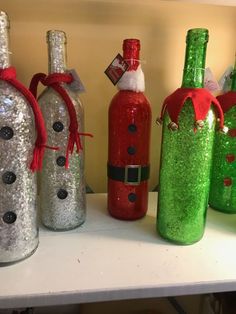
(218, 65), (234, 93)
(204, 67), (220, 93)
(67, 69), (86, 93)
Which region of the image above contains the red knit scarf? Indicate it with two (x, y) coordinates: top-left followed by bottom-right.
(30, 72), (93, 168)
(159, 87), (224, 129)
(0, 66), (49, 172)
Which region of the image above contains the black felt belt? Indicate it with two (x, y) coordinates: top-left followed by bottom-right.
(107, 164), (150, 185)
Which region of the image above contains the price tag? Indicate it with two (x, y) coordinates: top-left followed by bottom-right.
(104, 53), (129, 85)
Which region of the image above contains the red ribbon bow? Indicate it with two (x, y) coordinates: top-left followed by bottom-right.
(30, 72), (93, 168)
(0, 66), (48, 172)
(159, 87), (224, 129)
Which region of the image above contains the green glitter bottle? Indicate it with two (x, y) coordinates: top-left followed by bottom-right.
(157, 28), (220, 245)
(209, 60), (236, 213)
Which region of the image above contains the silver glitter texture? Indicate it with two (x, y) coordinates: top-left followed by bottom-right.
(47, 30), (67, 74)
(0, 12), (10, 69)
(0, 12), (38, 265)
(0, 82), (38, 265)
(39, 31), (86, 231)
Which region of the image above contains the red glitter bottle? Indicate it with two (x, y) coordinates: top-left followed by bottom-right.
(108, 39), (152, 220)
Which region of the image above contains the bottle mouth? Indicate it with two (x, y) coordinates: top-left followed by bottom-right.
(0, 11), (10, 29)
(186, 28), (209, 44)
(123, 38), (140, 51)
(47, 30), (67, 44)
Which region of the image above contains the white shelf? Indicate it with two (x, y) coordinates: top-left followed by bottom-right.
(1, 192), (236, 309)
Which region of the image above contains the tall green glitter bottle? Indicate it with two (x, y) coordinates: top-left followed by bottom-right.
(157, 28), (224, 245)
(209, 59), (236, 213)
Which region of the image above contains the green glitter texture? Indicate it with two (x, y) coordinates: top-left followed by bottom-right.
(158, 104), (215, 244)
(157, 29), (216, 244)
(209, 66), (236, 213)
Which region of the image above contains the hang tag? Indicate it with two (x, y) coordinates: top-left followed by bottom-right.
(67, 69), (86, 93)
(104, 53), (129, 85)
(218, 65), (234, 93)
(204, 67), (220, 93)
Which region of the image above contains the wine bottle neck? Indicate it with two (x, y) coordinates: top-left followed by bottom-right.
(123, 39), (140, 71)
(47, 30), (67, 74)
(118, 38), (145, 92)
(0, 11), (10, 69)
(181, 29), (208, 88)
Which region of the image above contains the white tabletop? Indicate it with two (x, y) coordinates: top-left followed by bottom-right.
(1, 192), (236, 309)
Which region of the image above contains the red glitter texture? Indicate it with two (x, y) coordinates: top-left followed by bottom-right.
(123, 39), (140, 71)
(108, 39), (151, 220)
(108, 180), (149, 220)
(108, 91), (151, 220)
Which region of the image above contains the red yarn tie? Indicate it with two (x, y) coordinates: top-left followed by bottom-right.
(159, 87), (224, 129)
(30, 72), (93, 168)
(0, 66), (49, 172)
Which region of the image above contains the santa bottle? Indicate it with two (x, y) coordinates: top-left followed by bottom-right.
(108, 39), (152, 220)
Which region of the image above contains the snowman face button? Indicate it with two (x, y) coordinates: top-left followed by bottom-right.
(57, 189), (68, 199)
(0, 126), (14, 140)
(3, 211), (17, 224)
(2, 171), (16, 184)
(56, 156), (66, 167)
(53, 121), (64, 132)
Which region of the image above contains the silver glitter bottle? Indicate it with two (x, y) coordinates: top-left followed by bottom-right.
(39, 30), (86, 230)
(0, 11), (38, 265)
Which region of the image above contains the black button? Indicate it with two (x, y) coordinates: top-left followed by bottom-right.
(128, 124), (137, 133)
(53, 121), (64, 132)
(127, 146), (136, 155)
(56, 156), (66, 167)
(57, 189), (68, 200)
(2, 171), (16, 184)
(128, 193), (137, 202)
(0, 126), (14, 140)
(3, 211), (17, 224)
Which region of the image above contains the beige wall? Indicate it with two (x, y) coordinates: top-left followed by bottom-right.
(1, 0), (236, 192)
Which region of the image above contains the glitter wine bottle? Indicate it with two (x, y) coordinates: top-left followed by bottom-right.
(209, 57), (236, 213)
(108, 39), (152, 220)
(157, 28), (224, 244)
(30, 30), (91, 231)
(0, 11), (47, 264)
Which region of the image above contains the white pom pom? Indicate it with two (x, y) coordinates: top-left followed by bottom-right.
(117, 65), (145, 92)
